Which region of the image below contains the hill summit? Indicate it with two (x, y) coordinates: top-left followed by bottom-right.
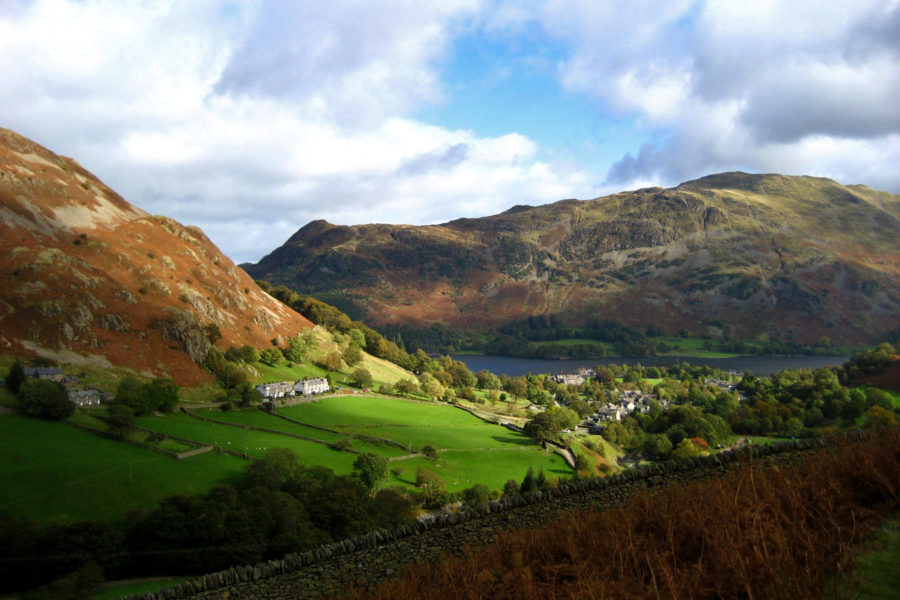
(0, 127), (312, 384)
(245, 172), (900, 345)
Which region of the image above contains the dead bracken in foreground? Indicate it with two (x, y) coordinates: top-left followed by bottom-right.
(339, 428), (900, 600)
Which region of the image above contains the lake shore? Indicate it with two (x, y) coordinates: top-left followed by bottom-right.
(452, 353), (851, 377)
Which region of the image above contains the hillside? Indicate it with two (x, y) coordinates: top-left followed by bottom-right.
(0, 128), (313, 385)
(245, 172), (900, 345)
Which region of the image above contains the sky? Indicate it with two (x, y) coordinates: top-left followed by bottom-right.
(1, 0), (898, 263)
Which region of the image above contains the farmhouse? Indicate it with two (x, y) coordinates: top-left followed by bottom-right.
(24, 367), (64, 381)
(67, 388), (107, 406)
(293, 378), (330, 396)
(255, 381), (294, 399)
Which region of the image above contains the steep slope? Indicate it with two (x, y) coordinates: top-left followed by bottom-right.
(245, 172), (900, 345)
(0, 128), (312, 385)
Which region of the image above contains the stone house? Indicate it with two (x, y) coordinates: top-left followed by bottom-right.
(293, 378), (330, 397)
(255, 381), (295, 399)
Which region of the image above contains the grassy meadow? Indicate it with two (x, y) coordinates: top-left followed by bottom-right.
(0, 392), (569, 525)
(0, 414), (247, 523)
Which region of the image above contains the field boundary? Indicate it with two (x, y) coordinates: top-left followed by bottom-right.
(122, 428), (894, 600)
(179, 407), (360, 454)
(264, 407), (412, 452)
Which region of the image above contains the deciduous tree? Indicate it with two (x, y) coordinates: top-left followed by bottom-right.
(18, 379), (73, 420)
(352, 452), (388, 492)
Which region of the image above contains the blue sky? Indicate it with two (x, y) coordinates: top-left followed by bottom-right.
(1, 0), (898, 262)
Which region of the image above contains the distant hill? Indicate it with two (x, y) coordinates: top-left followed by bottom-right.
(0, 128), (313, 385)
(244, 172), (900, 345)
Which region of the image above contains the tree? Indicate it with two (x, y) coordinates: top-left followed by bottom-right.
(520, 467), (538, 493)
(5, 358), (26, 394)
(321, 351), (341, 371)
(284, 332), (314, 363)
(475, 369), (500, 390)
(670, 438), (700, 458)
(342, 346), (363, 367)
(18, 379), (73, 420)
(865, 405), (897, 427)
(506, 377), (528, 399)
(245, 448), (304, 492)
(415, 466), (446, 507)
(145, 378), (179, 413)
(350, 368), (373, 389)
(115, 376), (178, 415)
(115, 375), (150, 414)
(460, 483), (492, 506)
(422, 379), (445, 401)
(347, 328), (366, 348)
(421, 445), (438, 460)
(641, 434), (673, 460)
(569, 399), (593, 417)
(106, 405), (136, 439)
(260, 347), (282, 367)
(352, 452), (388, 492)
(393, 378), (419, 397)
(524, 411), (559, 442)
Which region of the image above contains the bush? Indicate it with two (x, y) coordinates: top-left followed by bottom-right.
(5, 358), (26, 394)
(350, 368), (374, 389)
(18, 379), (73, 420)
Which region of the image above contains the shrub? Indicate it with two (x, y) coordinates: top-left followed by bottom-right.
(18, 379), (73, 420)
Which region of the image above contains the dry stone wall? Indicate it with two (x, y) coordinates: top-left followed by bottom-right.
(123, 432), (874, 600)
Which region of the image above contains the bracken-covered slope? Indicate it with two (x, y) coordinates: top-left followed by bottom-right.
(245, 172), (900, 345)
(0, 128), (312, 385)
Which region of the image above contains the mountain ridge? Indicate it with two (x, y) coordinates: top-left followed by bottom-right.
(0, 127), (313, 385)
(244, 172), (900, 345)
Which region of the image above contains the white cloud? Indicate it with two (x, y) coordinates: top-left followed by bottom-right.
(527, 0), (900, 191)
(1, 0), (897, 265)
(0, 0), (592, 262)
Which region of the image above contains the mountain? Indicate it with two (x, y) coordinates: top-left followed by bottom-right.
(244, 172), (900, 345)
(0, 128), (312, 385)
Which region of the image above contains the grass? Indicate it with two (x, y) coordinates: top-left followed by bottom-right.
(252, 360), (329, 383)
(135, 412), (360, 474)
(193, 406), (408, 457)
(831, 516), (900, 599)
(91, 577), (190, 600)
(0, 415), (246, 523)
(274, 396), (566, 491)
(881, 388), (900, 410)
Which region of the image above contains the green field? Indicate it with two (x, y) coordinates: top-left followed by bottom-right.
(91, 577), (190, 600)
(0, 415), (247, 523)
(1, 393), (570, 524)
(190, 406), (408, 457)
(277, 396), (566, 490)
(135, 412), (360, 474)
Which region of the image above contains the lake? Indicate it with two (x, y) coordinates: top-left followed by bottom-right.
(452, 354), (851, 377)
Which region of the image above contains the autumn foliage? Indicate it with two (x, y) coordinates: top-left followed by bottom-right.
(340, 429), (900, 600)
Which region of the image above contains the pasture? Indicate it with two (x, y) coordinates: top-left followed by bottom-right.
(134, 412), (360, 474)
(0, 415), (246, 523)
(277, 395), (567, 490)
(1, 394), (570, 524)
